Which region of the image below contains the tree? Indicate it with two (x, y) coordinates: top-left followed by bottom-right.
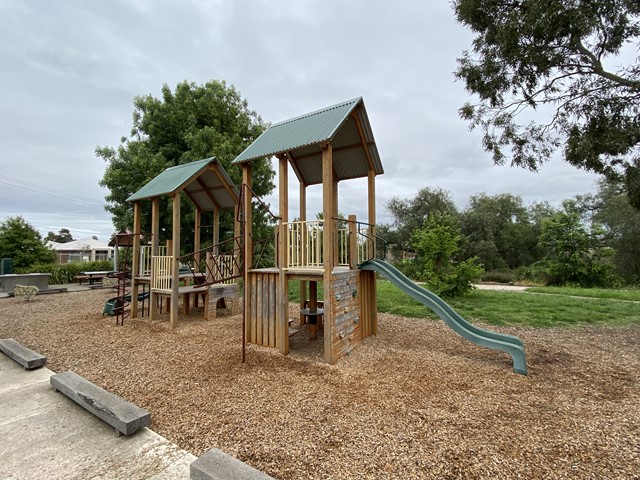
(460, 193), (543, 270)
(45, 228), (74, 243)
(539, 201), (617, 287)
(97, 80), (275, 254)
(0, 216), (55, 268)
(453, 1), (640, 206)
(411, 213), (484, 297)
(579, 178), (640, 282)
(385, 187), (458, 256)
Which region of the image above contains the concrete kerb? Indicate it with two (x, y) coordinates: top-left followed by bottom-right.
(0, 338), (47, 369)
(191, 448), (276, 480)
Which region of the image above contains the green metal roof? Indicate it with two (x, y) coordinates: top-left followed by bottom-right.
(127, 157), (238, 211)
(232, 97), (383, 185)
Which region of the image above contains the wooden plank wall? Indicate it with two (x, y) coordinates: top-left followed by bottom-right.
(246, 271), (278, 348)
(330, 270), (361, 362)
(359, 270), (378, 337)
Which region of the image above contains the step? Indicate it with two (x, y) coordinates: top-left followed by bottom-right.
(0, 338), (47, 370)
(191, 448), (275, 480)
(50, 370), (150, 436)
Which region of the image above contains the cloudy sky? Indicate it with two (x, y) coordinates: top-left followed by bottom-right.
(0, 0), (600, 242)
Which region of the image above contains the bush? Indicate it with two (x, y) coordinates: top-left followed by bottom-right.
(481, 270), (516, 284)
(16, 260), (114, 285)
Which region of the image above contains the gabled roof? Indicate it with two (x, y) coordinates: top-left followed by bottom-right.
(232, 97), (383, 185)
(47, 238), (113, 252)
(127, 157), (238, 211)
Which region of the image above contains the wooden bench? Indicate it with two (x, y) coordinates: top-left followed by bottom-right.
(50, 370), (150, 436)
(0, 338), (47, 370)
(74, 275), (90, 284)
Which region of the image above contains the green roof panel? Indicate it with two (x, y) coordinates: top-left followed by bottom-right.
(127, 157), (238, 211)
(233, 97), (362, 164)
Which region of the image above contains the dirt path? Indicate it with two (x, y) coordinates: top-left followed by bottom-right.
(1, 290), (638, 479)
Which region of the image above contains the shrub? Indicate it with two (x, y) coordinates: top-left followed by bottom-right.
(17, 260), (114, 285)
(481, 270), (516, 284)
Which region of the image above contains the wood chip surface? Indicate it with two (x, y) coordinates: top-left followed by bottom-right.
(1, 290), (638, 479)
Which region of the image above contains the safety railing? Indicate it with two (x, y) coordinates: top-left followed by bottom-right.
(140, 245), (167, 276)
(284, 219), (376, 269)
(151, 255), (173, 292)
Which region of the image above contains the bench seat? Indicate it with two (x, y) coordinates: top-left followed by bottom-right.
(50, 370), (150, 436)
(0, 338), (47, 369)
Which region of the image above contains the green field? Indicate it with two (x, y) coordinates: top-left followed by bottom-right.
(288, 279), (640, 328)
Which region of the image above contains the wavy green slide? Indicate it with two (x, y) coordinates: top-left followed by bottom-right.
(359, 259), (527, 375)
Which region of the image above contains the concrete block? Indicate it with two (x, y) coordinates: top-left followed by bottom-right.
(50, 370), (150, 436)
(191, 448), (275, 480)
(0, 338), (47, 369)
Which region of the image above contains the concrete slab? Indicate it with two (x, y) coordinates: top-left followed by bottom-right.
(0, 337), (47, 369)
(0, 354), (195, 479)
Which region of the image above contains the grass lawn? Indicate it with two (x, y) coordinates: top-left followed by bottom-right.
(525, 285), (640, 301)
(288, 278), (640, 328)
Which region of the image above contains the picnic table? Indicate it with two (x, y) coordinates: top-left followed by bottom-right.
(78, 271), (114, 285)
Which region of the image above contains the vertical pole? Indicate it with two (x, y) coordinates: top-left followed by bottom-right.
(277, 155), (289, 354)
(242, 164), (253, 357)
(333, 177), (339, 266)
(213, 207), (220, 254)
(348, 214), (357, 268)
(194, 207), (201, 266)
(150, 197), (160, 320)
(322, 143), (334, 364)
(368, 169), (377, 335)
(131, 201), (141, 318)
(170, 193), (180, 329)
(299, 182), (307, 325)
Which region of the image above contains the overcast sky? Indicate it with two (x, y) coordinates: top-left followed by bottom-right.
(0, 0), (600, 242)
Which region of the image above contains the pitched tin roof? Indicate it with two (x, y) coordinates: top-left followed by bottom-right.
(127, 157), (238, 211)
(232, 97), (383, 185)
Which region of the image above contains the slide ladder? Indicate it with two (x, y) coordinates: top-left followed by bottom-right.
(359, 259), (527, 375)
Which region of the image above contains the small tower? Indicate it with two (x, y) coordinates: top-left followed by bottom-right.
(233, 97), (384, 363)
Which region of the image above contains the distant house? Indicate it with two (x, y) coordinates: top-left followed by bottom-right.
(47, 238), (113, 264)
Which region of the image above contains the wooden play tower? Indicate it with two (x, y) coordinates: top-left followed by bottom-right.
(233, 97), (384, 364)
(126, 157), (241, 328)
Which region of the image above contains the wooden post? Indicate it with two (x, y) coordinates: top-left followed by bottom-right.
(308, 281), (318, 339)
(131, 201), (141, 318)
(299, 182), (307, 326)
(368, 169), (377, 335)
(170, 193), (180, 329)
(242, 165), (253, 343)
(194, 207), (201, 265)
(322, 143), (334, 363)
(213, 207), (220, 254)
(277, 155), (289, 354)
(150, 197), (160, 321)
(348, 214), (357, 268)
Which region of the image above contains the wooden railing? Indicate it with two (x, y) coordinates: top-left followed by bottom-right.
(284, 219), (374, 269)
(151, 255), (173, 292)
(140, 245), (167, 276)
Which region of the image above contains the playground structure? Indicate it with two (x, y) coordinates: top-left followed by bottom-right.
(125, 158), (242, 328)
(118, 97), (526, 374)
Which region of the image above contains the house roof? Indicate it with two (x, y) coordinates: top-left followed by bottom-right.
(232, 97), (383, 185)
(127, 157), (238, 211)
(47, 238), (113, 252)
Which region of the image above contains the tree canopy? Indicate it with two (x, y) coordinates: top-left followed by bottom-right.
(453, 0), (640, 205)
(97, 80), (275, 252)
(0, 216), (55, 268)
(45, 228), (74, 243)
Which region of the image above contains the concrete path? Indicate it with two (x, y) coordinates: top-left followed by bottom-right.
(0, 354), (195, 479)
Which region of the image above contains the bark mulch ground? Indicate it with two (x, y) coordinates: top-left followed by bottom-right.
(1, 289), (638, 479)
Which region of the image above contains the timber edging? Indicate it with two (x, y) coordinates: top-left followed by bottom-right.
(50, 370), (151, 436)
(0, 338), (47, 370)
(191, 448), (276, 480)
